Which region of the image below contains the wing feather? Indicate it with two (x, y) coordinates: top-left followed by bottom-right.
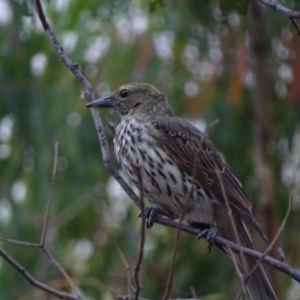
(152, 117), (266, 240)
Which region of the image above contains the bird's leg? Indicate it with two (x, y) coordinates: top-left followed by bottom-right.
(137, 206), (161, 228)
(196, 209), (219, 253)
(196, 223), (217, 254)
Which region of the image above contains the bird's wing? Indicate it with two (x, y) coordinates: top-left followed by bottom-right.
(152, 117), (266, 240)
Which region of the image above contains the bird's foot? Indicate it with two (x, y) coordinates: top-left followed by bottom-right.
(197, 223), (218, 254)
(137, 206), (159, 228)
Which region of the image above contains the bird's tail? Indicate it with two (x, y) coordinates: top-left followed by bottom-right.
(218, 218), (278, 300)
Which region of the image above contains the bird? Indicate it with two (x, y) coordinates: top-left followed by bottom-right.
(87, 82), (277, 300)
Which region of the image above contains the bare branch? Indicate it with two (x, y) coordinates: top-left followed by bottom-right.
(134, 167), (146, 300)
(259, 0), (300, 33)
(235, 197), (292, 299)
(277, 247), (287, 263)
(259, 0), (300, 18)
(152, 215), (300, 282)
(163, 153), (199, 300)
(245, 198), (291, 281)
(0, 247), (80, 300)
(115, 242), (133, 299)
(0, 143), (82, 298)
(40, 140), (58, 246)
(290, 17), (300, 35)
(31, 0), (142, 212)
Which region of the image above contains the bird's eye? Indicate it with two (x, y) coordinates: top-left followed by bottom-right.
(120, 89), (130, 99)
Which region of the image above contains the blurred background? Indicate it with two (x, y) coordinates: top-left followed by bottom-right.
(1, 0), (300, 299)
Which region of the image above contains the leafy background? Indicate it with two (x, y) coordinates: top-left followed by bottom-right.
(0, 0), (300, 299)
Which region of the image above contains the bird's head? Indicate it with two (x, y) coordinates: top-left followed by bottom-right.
(86, 82), (174, 119)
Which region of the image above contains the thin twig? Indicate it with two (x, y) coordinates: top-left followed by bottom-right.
(31, 0), (142, 213)
(40, 140), (58, 246)
(238, 197), (292, 295)
(0, 247), (80, 300)
(189, 286), (198, 299)
(0, 142), (82, 298)
(162, 150), (200, 300)
(235, 194), (290, 299)
(259, 0), (300, 33)
(148, 215), (300, 282)
(217, 170), (248, 291)
(41, 141), (82, 297)
(134, 167), (146, 300)
(115, 243), (133, 299)
(162, 190), (188, 299)
(49, 190), (94, 230)
(259, 0), (300, 17)
(277, 247), (286, 263)
(290, 17), (300, 35)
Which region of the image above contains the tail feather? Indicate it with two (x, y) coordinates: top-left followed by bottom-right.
(218, 219), (278, 300)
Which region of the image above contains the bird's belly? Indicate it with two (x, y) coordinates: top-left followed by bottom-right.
(114, 131), (214, 225)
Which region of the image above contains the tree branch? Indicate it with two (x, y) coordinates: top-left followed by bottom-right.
(259, 0), (300, 18)
(31, 0), (143, 212)
(151, 215), (300, 282)
(0, 247), (80, 300)
(134, 167), (146, 300)
(259, 0), (300, 34)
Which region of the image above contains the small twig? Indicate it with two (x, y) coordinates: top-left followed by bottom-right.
(277, 247), (287, 263)
(150, 215), (300, 283)
(49, 190), (94, 230)
(189, 286), (198, 299)
(162, 190), (190, 299)
(40, 141), (82, 297)
(290, 17), (300, 35)
(0, 247), (80, 300)
(162, 142), (200, 300)
(134, 167), (146, 300)
(214, 160), (248, 295)
(32, 0), (142, 212)
(40, 140), (58, 246)
(0, 142), (82, 298)
(235, 197), (291, 298)
(204, 119), (219, 136)
(259, 0), (300, 17)
(115, 242), (133, 299)
(259, 0), (300, 33)
(162, 218), (181, 300)
(242, 197), (292, 287)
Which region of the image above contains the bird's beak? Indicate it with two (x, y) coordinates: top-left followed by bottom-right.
(86, 95), (115, 108)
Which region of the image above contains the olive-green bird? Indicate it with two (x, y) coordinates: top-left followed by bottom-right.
(87, 82), (277, 300)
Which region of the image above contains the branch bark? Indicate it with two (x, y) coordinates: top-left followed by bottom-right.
(259, 0), (300, 33)
(259, 0), (300, 17)
(0, 247), (81, 300)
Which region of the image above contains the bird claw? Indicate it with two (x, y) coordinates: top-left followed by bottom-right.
(197, 224), (218, 254)
(137, 206), (158, 228)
